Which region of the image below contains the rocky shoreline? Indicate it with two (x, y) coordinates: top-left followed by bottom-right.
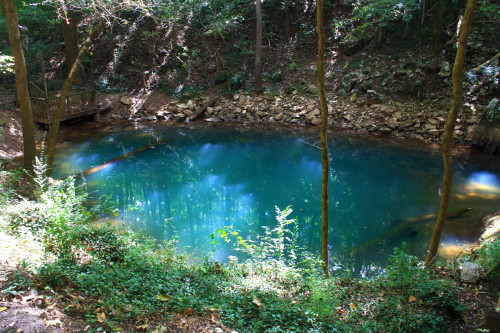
(117, 92), (483, 144)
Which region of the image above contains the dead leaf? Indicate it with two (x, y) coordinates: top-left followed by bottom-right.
(97, 312), (106, 323)
(252, 297), (263, 307)
(409, 295), (417, 303)
(9, 321), (16, 328)
(0, 306), (8, 312)
(136, 324), (149, 330)
(157, 294), (171, 302)
(183, 308), (196, 316)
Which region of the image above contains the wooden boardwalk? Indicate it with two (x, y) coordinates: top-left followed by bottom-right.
(30, 83), (108, 125)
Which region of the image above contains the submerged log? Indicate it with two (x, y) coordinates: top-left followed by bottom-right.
(352, 208), (472, 255)
(76, 140), (164, 177)
(406, 207), (472, 224)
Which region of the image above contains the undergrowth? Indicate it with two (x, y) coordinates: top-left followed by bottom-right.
(0, 162), (487, 332)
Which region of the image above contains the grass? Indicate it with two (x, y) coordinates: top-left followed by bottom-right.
(0, 163), (497, 332)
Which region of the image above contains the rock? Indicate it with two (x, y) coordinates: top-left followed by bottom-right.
(438, 61), (451, 77)
(306, 109), (320, 120)
(366, 90), (383, 105)
(461, 262), (480, 283)
(429, 129), (440, 136)
(275, 112), (284, 121)
(350, 93), (358, 103)
(206, 106), (214, 115)
(472, 124), (500, 154)
(147, 116), (157, 121)
(311, 118), (322, 126)
(380, 105), (395, 113)
(183, 109), (193, 116)
(120, 96), (135, 105)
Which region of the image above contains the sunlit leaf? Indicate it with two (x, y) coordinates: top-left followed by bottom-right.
(157, 294), (171, 301)
(253, 297), (263, 307)
(409, 295), (417, 302)
(0, 307), (7, 312)
(97, 312), (106, 323)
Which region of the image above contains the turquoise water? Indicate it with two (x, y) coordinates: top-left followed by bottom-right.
(54, 124), (500, 273)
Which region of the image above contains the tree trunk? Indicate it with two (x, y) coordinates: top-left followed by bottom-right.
(46, 19), (105, 175)
(255, 0), (263, 96)
(421, 0), (426, 26)
(316, 0), (329, 276)
(425, 0), (477, 267)
(432, 0), (442, 73)
(1, 0), (36, 172)
(61, 10), (82, 82)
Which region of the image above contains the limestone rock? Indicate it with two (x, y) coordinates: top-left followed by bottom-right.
(311, 118), (322, 126)
(438, 61), (451, 77)
(120, 96), (135, 105)
(461, 262), (480, 283)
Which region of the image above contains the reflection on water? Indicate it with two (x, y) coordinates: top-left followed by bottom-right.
(53, 125), (500, 273)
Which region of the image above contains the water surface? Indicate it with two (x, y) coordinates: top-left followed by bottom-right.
(54, 124), (500, 272)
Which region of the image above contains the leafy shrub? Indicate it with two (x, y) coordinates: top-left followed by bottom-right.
(5, 157), (95, 258)
(475, 239), (500, 272)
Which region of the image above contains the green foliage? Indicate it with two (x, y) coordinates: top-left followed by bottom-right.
(373, 245), (465, 332)
(471, 239), (500, 274)
(174, 83), (205, 101)
(0, 54), (14, 75)
(195, 0), (250, 37)
(4, 157), (97, 258)
(384, 243), (422, 291)
(336, 0), (419, 45)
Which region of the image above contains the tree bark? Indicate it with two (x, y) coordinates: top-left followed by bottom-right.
(425, 0), (477, 267)
(316, 0), (329, 276)
(1, 0), (36, 172)
(432, 0), (442, 73)
(46, 19), (105, 175)
(255, 0), (263, 96)
(421, 0), (426, 26)
(61, 10), (82, 82)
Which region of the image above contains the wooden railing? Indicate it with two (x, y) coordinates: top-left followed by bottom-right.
(30, 83), (97, 124)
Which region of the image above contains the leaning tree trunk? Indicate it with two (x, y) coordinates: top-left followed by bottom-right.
(1, 0), (36, 172)
(61, 10), (82, 82)
(432, 0), (442, 73)
(254, 0), (263, 96)
(425, 0), (477, 267)
(316, 0), (329, 276)
(46, 19), (105, 175)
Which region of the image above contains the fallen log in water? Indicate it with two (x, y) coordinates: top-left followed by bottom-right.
(351, 208), (473, 256)
(76, 140), (164, 177)
(405, 207), (472, 224)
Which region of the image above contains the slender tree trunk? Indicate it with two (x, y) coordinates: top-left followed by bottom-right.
(255, 0), (263, 96)
(421, 0), (426, 26)
(432, 0), (442, 73)
(61, 10), (82, 82)
(316, 0), (329, 276)
(46, 19), (105, 175)
(425, 0), (477, 267)
(1, 0), (36, 172)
